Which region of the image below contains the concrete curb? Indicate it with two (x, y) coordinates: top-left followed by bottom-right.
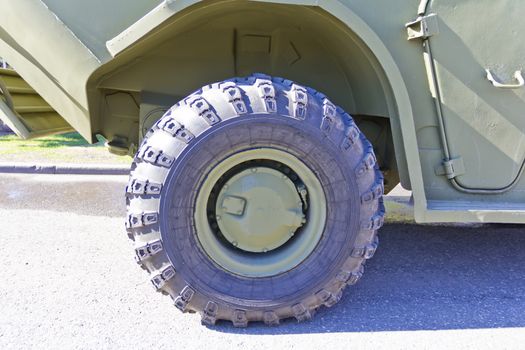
(0, 162), (130, 175)
(0, 162), (415, 221)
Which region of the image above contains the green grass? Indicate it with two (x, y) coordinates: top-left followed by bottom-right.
(0, 132), (132, 164)
(0, 132), (90, 149)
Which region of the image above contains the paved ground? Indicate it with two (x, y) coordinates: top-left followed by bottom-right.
(0, 174), (524, 349)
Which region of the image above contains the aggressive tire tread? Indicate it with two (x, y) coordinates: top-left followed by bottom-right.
(126, 74), (384, 327)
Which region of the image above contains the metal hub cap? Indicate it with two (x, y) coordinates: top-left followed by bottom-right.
(194, 148), (326, 277)
(215, 167), (305, 253)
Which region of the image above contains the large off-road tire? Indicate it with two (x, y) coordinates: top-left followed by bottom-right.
(126, 74), (384, 326)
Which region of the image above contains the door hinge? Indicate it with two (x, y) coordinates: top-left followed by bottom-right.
(435, 157), (465, 179)
(406, 14), (439, 40)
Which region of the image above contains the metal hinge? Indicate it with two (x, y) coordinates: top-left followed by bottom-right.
(406, 14), (439, 40)
(435, 157), (465, 179)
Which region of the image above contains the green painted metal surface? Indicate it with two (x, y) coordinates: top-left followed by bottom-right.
(194, 148), (326, 277)
(0, 0), (523, 223)
(424, 1), (525, 192)
(0, 68), (72, 138)
(215, 167), (305, 253)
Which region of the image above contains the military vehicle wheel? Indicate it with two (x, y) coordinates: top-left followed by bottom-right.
(126, 74), (384, 326)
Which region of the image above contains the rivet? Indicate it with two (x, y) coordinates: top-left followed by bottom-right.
(262, 248), (268, 253)
(216, 215), (221, 221)
(251, 168), (258, 173)
(232, 241), (238, 247)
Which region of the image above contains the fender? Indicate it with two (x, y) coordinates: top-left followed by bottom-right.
(103, 0), (426, 215)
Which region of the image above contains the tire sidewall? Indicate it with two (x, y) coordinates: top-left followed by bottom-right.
(160, 115), (361, 309)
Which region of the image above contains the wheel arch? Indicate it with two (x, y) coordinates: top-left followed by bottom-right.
(89, 0), (424, 198)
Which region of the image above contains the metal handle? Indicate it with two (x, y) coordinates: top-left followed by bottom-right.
(486, 69), (524, 89)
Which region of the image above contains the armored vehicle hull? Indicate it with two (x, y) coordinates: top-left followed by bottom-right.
(1, 0), (523, 326)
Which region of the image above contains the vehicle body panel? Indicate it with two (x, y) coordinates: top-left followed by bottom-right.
(0, 0), (523, 223)
(427, 0), (525, 190)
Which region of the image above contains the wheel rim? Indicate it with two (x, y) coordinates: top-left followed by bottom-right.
(194, 148), (326, 277)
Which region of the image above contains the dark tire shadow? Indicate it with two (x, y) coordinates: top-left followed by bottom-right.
(212, 223), (525, 334)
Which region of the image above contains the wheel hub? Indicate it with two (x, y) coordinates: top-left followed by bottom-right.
(215, 167), (305, 253)
(194, 148), (326, 277)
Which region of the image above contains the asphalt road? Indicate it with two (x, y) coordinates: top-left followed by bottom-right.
(0, 173), (524, 349)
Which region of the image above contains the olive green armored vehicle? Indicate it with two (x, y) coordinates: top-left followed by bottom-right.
(1, 0), (524, 326)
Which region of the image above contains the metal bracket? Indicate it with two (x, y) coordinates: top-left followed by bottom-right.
(221, 196), (246, 216)
(435, 157), (466, 179)
(406, 14), (439, 40)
